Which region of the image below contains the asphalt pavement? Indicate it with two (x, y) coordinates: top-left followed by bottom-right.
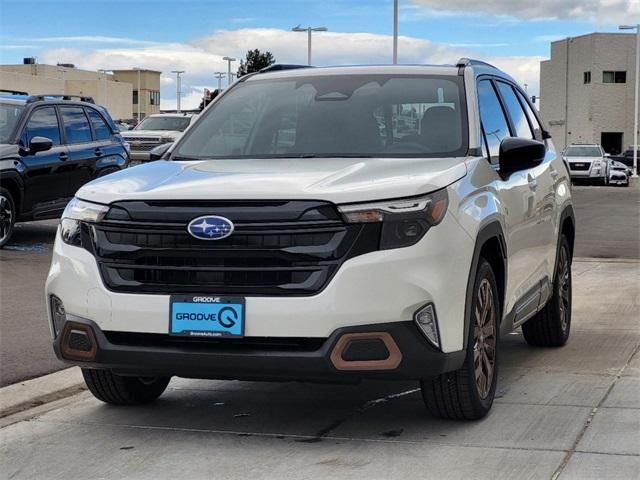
(0, 181), (638, 386)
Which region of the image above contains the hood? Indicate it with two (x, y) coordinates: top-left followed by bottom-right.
(77, 157), (467, 205)
(122, 130), (182, 139)
(0, 143), (19, 160)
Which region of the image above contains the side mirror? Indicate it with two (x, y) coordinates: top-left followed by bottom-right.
(29, 136), (53, 154)
(604, 153), (611, 157)
(499, 137), (546, 175)
(149, 142), (173, 161)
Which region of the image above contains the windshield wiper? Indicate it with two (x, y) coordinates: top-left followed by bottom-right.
(170, 155), (203, 161)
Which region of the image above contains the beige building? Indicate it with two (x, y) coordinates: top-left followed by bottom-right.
(111, 69), (162, 120)
(540, 33), (638, 154)
(0, 62), (133, 120)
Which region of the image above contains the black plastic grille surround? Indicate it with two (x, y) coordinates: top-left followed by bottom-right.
(88, 200), (380, 296)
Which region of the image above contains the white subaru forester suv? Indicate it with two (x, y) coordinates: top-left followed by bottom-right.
(46, 60), (575, 420)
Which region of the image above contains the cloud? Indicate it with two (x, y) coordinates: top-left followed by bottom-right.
(26, 35), (161, 46)
(39, 28), (543, 110)
(408, 0), (640, 23)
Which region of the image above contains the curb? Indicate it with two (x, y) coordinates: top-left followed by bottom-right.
(0, 367), (86, 419)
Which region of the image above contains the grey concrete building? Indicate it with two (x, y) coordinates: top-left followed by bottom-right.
(540, 32), (638, 154)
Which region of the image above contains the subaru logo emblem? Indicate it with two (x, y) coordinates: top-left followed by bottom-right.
(187, 215), (234, 240)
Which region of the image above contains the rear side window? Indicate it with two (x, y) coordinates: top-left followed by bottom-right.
(477, 80), (510, 159)
(515, 89), (543, 140)
(496, 82), (533, 139)
(23, 107), (61, 145)
(60, 107), (92, 144)
(86, 109), (111, 140)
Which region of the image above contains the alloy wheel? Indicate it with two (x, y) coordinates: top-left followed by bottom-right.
(557, 245), (571, 332)
(0, 194), (13, 244)
(473, 278), (497, 399)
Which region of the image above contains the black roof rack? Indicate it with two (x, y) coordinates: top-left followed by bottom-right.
(26, 94), (95, 104)
(456, 58), (498, 70)
(0, 88), (29, 96)
(259, 64), (313, 73)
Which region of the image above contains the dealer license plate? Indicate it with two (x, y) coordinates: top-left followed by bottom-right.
(169, 295), (244, 338)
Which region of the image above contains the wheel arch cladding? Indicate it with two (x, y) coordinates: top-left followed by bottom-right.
(560, 205), (575, 258)
(463, 221), (507, 349)
(0, 175), (22, 215)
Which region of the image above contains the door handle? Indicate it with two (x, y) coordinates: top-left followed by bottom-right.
(527, 173), (537, 190)
(94, 148), (103, 157)
(59, 152), (68, 161)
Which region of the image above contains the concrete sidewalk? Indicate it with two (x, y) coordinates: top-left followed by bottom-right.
(1, 259), (639, 479)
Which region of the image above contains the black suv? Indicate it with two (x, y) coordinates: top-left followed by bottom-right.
(0, 92), (129, 247)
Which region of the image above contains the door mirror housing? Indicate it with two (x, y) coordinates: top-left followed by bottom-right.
(499, 137), (546, 175)
(29, 136), (53, 154)
(149, 142), (173, 161)
(604, 153), (611, 157)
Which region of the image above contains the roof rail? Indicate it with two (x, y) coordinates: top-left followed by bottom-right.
(258, 64), (313, 73)
(26, 94), (95, 104)
(456, 58), (498, 70)
(0, 88), (29, 96)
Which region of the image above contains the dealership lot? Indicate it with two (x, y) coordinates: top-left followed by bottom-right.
(0, 182), (639, 478)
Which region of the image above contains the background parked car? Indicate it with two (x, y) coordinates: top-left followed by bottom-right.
(608, 160), (631, 186)
(610, 149), (639, 170)
(0, 92), (129, 247)
(563, 143), (610, 185)
(121, 113), (196, 164)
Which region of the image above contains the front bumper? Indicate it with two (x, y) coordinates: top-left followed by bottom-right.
(53, 316), (465, 382)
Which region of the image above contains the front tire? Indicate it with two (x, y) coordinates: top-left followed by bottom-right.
(522, 235), (572, 347)
(0, 187), (16, 248)
(421, 259), (500, 420)
(82, 368), (170, 405)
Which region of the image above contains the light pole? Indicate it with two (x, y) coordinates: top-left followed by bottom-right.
(619, 24), (639, 177)
(214, 72), (226, 92)
(171, 70), (184, 112)
(393, 0), (398, 64)
(222, 57), (236, 87)
(292, 25), (328, 65)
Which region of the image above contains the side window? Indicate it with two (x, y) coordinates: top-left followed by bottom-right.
(477, 80), (510, 159)
(496, 82), (533, 139)
(86, 109), (111, 140)
(23, 107), (61, 145)
(60, 107), (92, 144)
(515, 89), (543, 140)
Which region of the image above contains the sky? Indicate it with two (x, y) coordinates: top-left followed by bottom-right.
(1, 0), (639, 110)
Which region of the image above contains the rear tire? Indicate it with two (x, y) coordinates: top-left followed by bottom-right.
(522, 235), (572, 347)
(421, 259), (500, 420)
(0, 187), (16, 248)
(82, 368), (170, 405)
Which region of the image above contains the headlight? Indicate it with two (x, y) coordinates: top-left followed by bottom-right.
(592, 160), (602, 168)
(60, 198), (108, 246)
(338, 189), (448, 250)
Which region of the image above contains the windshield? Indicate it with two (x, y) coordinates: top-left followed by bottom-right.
(174, 74), (467, 159)
(564, 146), (601, 157)
(0, 103), (24, 143)
(136, 116), (191, 132)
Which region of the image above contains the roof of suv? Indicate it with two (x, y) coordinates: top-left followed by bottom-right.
(244, 62), (517, 84)
(0, 93), (96, 106)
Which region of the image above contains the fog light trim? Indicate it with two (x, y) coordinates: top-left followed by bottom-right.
(414, 303), (440, 349)
(330, 332), (402, 371)
(61, 322), (98, 361)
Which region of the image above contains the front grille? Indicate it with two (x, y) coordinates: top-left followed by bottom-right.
(89, 200), (380, 295)
(131, 143), (160, 152)
(569, 162), (590, 171)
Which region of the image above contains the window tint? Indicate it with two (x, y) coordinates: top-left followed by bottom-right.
(477, 80), (510, 158)
(60, 107), (92, 143)
(496, 82), (533, 139)
(515, 89), (542, 140)
(176, 75), (467, 159)
(86, 109), (111, 140)
(24, 107), (61, 145)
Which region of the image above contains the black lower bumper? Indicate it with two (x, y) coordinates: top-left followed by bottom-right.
(53, 317), (465, 383)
